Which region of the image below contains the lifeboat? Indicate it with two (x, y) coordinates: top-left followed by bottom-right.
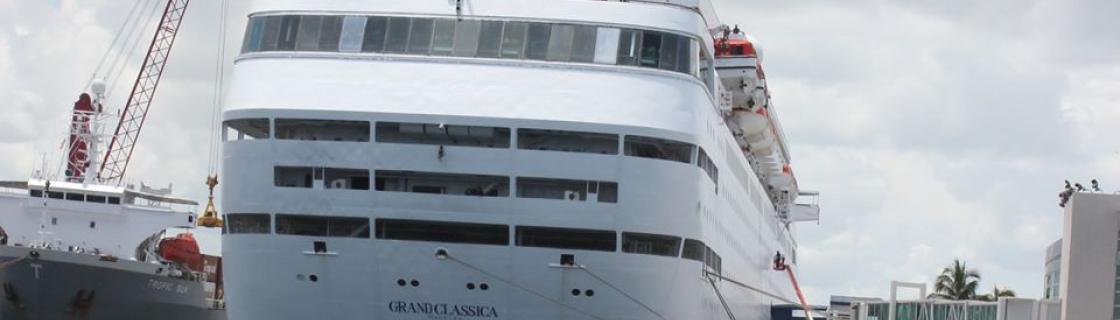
(158, 232), (203, 271)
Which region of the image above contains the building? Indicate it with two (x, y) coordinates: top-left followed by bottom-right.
(1054, 192), (1120, 320)
(1043, 239), (1061, 299)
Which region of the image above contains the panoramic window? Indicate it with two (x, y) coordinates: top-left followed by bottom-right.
(375, 170), (509, 197)
(375, 219), (509, 246)
(515, 226), (616, 252)
(682, 239), (706, 261)
(698, 148), (719, 184)
(224, 118), (270, 141)
(622, 232), (682, 257)
(375, 122), (510, 148)
(107, 196), (121, 205)
(517, 128), (618, 155)
(227, 213), (271, 234)
(29, 189), (42, 198)
(275, 119), (369, 142)
(47, 191), (64, 199)
(516, 177), (618, 203)
(242, 15), (700, 78)
(275, 214), (370, 238)
(66, 193), (84, 202)
(624, 135), (694, 164)
(706, 247), (722, 275)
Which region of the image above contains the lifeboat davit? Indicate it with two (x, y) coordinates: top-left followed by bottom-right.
(158, 233), (203, 271)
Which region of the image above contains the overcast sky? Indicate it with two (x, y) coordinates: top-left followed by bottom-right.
(2, 0), (1118, 304)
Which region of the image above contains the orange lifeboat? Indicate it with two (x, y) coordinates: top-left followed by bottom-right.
(158, 233), (203, 271)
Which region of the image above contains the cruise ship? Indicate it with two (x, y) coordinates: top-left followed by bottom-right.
(221, 1), (820, 319)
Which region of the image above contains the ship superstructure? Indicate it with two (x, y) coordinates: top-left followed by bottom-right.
(221, 1), (819, 319)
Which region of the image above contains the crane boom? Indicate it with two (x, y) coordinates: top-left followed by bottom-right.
(98, 0), (190, 185)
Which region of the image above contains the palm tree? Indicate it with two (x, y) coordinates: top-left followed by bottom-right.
(929, 259), (981, 300)
(978, 286), (1017, 302)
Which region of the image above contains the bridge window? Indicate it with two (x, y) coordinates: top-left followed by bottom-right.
(29, 189), (42, 198)
(375, 170), (509, 197)
(47, 191), (64, 199)
(515, 226), (616, 252)
(107, 196), (120, 205)
(517, 129), (618, 155)
(224, 118), (270, 141)
(407, 18), (435, 54)
(275, 119), (369, 142)
(227, 213), (271, 234)
(339, 16), (367, 53)
(622, 232), (681, 257)
(375, 122), (510, 148)
(698, 148), (719, 184)
(242, 15), (699, 78)
(276, 214), (370, 238)
(516, 177), (617, 203)
(682, 239), (705, 261)
(624, 135), (694, 164)
(86, 195), (107, 203)
(375, 219), (509, 246)
(361, 16), (388, 52)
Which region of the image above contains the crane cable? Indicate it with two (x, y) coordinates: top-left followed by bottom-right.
(83, 0), (149, 90)
(206, 0), (230, 175)
(579, 266), (668, 320)
(107, 0), (163, 98)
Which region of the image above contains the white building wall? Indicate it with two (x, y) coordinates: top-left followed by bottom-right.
(1059, 192), (1120, 320)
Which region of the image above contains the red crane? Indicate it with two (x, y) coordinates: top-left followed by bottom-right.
(97, 0), (191, 185)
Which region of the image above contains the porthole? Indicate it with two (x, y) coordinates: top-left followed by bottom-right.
(570, 289), (581, 296)
(309, 274), (319, 282)
(585, 289), (595, 297)
(410, 280), (419, 287)
(397, 279), (406, 287)
(466, 283), (475, 290)
(479, 283), (489, 291)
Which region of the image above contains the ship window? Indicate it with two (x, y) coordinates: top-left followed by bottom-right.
(452, 20), (481, 57)
(86, 195), (107, 203)
(639, 31), (661, 67)
(617, 29), (641, 66)
(476, 20), (504, 58)
(705, 247), (722, 275)
(276, 214), (370, 238)
(375, 122), (510, 148)
(407, 18), (435, 54)
(624, 135), (694, 164)
(47, 191), (64, 199)
(525, 23), (551, 60)
(545, 24), (574, 61)
(224, 118), (270, 141)
(516, 177), (618, 203)
(361, 16), (389, 52)
(430, 19), (456, 56)
(242, 16), (267, 53)
(375, 170), (509, 197)
(384, 17), (411, 53)
(659, 33), (681, 72)
(339, 16), (367, 53)
(277, 15), (301, 51)
(499, 22), (528, 59)
(324, 168), (370, 190)
(29, 189), (42, 198)
(317, 16), (343, 52)
(107, 196), (120, 205)
(517, 128), (619, 155)
(295, 15), (323, 51)
(622, 232), (682, 257)
(515, 226), (616, 252)
(571, 25), (597, 63)
(66, 193), (84, 202)
(594, 27), (620, 64)
(257, 16), (283, 52)
(275, 119), (369, 142)
(682, 239), (705, 261)
(376, 219), (509, 246)
(698, 147), (719, 185)
(227, 214), (271, 234)
(275, 166), (313, 188)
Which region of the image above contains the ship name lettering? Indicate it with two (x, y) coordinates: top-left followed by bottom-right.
(388, 300), (499, 318)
